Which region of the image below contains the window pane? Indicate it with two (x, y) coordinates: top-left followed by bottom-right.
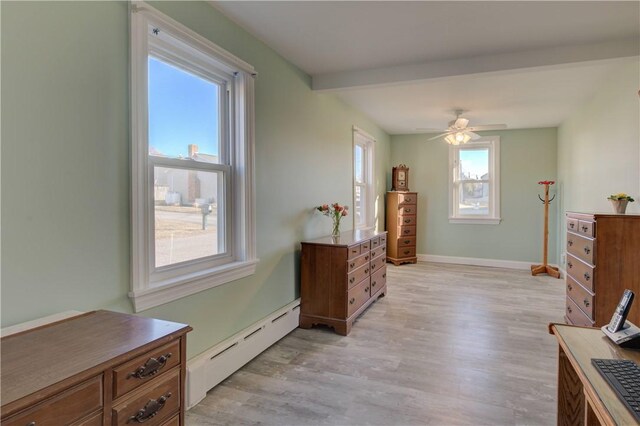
(459, 149), (489, 180)
(354, 185), (363, 225)
(154, 166), (224, 267)
(354, 144), (364, 183)
(148, 57), (221, 163)
(459, 182), (489, 215)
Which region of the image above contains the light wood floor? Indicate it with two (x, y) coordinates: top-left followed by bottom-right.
(187, 262), (566, 425)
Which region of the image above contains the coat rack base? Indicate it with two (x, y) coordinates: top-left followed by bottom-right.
(531, 264), (561, 279)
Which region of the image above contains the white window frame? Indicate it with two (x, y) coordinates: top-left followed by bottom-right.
(353, 127), (376, 230)
(130, 2), (258, 312)
(449, 136), (501, 225)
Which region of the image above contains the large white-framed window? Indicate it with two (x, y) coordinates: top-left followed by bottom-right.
(353, 127), (376, 230)
(449, 136), (501, 224)
(130, 2), (258, 312)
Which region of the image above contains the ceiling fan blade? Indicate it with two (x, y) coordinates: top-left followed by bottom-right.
(454, 117), (469, 129)
(427, 132), (452, 141)
(467, 124), (507, 131)
(467, 131), (481, 140)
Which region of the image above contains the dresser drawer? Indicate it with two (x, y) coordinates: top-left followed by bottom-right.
(361, 240), (371, 251)
(567, 233), (595, 265)
(370, 244), (386, 259)
(73, 411), (103, 426)
(370, 236), (382, 249)
(399, 206), (416, 215)
(347, 244), (361, 259)
(398, 215), (416, 226)
(346, 251), (370, 273)
(4, 376), (102, 426)
(398, 225), (416, 237)
(397, 246), (416, 258)
(566, 253), (595, 292)
(370, 253), (386, 274)
(370, 266), (387, 295)
(567, 276), (594, 320)
(161, 415), (180, 426)
(379, 234), (387, 247)
(113, 341), (181, 399)
(347, 278), (371, 317)
(397, 193), (417, 206)
(112, 368), (180, 426)
(397, 236), (416, 247)
(566, 296), (595, 327)
(347, 263), (370, 289)
(567, 217), (579, 232)
(578, 220), (595, 237)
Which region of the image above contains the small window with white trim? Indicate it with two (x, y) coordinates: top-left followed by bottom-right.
(130, 3), (258, 312)
(353, 128), (375, 230)
(449, 136), (501, 224)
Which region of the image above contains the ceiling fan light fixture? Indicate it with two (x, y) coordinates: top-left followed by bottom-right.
(445, 132), (471, 145)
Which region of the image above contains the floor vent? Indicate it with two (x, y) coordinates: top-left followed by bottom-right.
(186, 299), (300, 409)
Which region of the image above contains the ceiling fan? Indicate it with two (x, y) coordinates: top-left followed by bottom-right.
(418, 110), (507, 145)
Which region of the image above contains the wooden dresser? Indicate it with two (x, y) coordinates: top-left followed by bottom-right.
(1, 310), (191, 425)
(299, 230), (388, 335)
(565, 212), (640, 327)
(386, 191), (418, 265)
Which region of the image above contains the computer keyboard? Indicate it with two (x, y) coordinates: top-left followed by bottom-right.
(592, 359), (640, 422)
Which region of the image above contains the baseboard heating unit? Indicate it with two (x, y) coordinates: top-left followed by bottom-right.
(186, 299), (300, 408)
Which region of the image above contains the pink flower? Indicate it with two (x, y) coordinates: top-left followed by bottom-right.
(538, 180), (555, 185)
(342, 210), (348, 216)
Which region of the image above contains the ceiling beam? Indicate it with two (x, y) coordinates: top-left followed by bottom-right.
(312, 38), (639, 92)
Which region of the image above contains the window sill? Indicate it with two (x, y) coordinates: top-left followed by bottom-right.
(449, 217), (502, 225)
(129, 258), (259, 312)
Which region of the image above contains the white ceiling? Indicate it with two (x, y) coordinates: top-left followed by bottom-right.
(213, 1), (640, 134)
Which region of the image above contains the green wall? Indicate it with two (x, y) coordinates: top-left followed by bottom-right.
(557, 59), (640, 265)
(390, 128), (558, 263)
(1, 1), (390, 358)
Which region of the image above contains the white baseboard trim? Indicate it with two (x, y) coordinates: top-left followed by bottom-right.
(186, 299), (300, 409)
(417, 254), (560, 272)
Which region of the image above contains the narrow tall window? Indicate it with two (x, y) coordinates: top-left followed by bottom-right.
(130, 3), (257, 312)
(353, 128), (376, 230)
(449, 136), (501, 224)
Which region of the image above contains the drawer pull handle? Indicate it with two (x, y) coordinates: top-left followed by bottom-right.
(382, 273), (386, 278)
(404, 230), (411, 234)
(567, 284), (572, 291)
(568, 240), (573, 247)
(404, 219), (410, 223)
(349, 298), (355, 305)
(582, 226), (588, 232)
(405, 209), (411, 213)
(567, 306), (572, 314)
(584, 247), (591, 254)
(382, 247), (386, 251)
(567, 261), (573, 269)
(349, 277), (355, 284)
(365, 268), (369, 274)
(365, 255), (369, 260)
(404, 240), (411, 244)
(365, 287), (369, 293)
(584, 272), (590, 281)
(372, 281), (376, 287)
(127, 353), (172, 380)
(350, 262), (355, 268)
(570, 223), (575, 228)
(584, 299), (590, 307)
(127, 391), (172, 423)
(404, 250), (410, 255)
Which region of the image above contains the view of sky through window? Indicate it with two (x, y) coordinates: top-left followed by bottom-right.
(148, 57), (220, 158)
(460, 149), (489, 180)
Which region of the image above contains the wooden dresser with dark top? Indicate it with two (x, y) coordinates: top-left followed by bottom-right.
(1, 310), (192, 426)
(386, 191), (418, 265)
(565, 212), (640, 327)
(299, 230), (388, 335)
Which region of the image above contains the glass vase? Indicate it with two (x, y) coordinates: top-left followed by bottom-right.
(331, 218), (341, 238)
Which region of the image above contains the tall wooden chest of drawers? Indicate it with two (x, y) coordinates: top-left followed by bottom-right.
(386, 191), (418, 265)
(565, 212), (640, 327)
(1, 310), (191, 425)
(300, 230), (388, 335)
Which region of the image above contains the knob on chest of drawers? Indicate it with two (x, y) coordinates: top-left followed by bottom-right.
(584, 299), (590, 307)
(404, 208), (412, 213)
(349, 298), (355, 305)
(372, 281), (377, 287)
(584, 272), (591, 281)
(582, 226), (588, 232)
(365, 268), (369, 274)
(349, 262), (355, 268)
(567, 261), (573, 269)
(570, 223), (575, 228)
(127, 353), (172, 379)
(382, 273), (386, 278)
(567, 283), (572, 291)
(404, 219), (410, 224)
(567, 306), (573, 313)
(404, 230), (410, 234)
(349, 277), (355, 284)
(365, 287), (369, 293)
(568, 240), (573, 246)
(584, 247), (591, 254)
(127, 392), (172, 423)
(403, 250), (411, 255)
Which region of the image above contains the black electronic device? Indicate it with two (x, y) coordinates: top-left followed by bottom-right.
(592, 359), (640, 422)
(608, 290), (635, 333)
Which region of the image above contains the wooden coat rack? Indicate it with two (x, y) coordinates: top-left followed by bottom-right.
(531, 180), (561, 278)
